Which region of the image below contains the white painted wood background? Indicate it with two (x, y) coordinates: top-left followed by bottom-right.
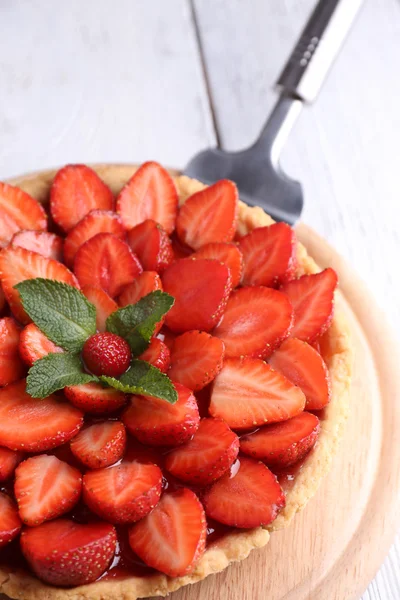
(1, 0), (399, 597)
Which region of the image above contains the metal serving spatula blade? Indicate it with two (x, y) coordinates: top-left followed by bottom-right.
(184, 0), (364, 225)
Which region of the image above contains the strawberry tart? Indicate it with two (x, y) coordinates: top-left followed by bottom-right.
(0, 163), (352, 600)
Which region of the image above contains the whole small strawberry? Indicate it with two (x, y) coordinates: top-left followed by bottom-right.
(82, 332), (131, 378)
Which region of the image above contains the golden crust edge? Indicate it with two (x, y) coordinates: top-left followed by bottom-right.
(0, 166), (353, 600)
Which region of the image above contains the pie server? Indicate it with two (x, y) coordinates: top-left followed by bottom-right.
(184, 0), (364, 225)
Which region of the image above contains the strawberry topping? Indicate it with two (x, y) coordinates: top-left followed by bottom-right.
(127, 219), (173, 273)
(70, 421), (126, 469)
(0, 182), (47, 248)
(82, 332), (131, 378)
(19, 323), (63, 366)
(0, 317), (26, 386)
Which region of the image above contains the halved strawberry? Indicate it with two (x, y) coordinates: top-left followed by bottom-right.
(64, 382), (126, 414)
(269, 338), (331, 410)
(138, 338), (170, 373)
(83, 461), (162, 523)
(0, 317), (26, 386)
(168, 331), (225, 391)
(117, 162), (178, 234)
(280, 268), (338, 342)
(210, 357), (306, 429)
(118, 271), (163, 307)
(213, 286), (293, 359)
(70, 421), (126, 469)
(123, 383), (200, 447)
(0, 182), (47, 248)
(165, 418), (239, 486)
(0, 246), (79, 324)
(0, 492), (21, 549)
(176, 180), (238, 250)
(240, 412), (320, 469)
(21, 519), (116, 586)
(0, 286), (5, 315)
(238, 223), (296, 287)
(15, 454), (82, 526)
(64, 210), (126, 267)
(19, 323), (63, 367)
(0, 380), (83, 452)
(50, 164), (114, 232)
(82, 286), (118, 332)
(129, 488), (206, 577)
(11, 230), (63, 262)
(203, 457), (285, 528)
(0, 447), (23, 482)
(162, 258), (232, 333)
(193, 242), (244, 287)
(74, 232), (142, 298)
(127, 219), (173, 273)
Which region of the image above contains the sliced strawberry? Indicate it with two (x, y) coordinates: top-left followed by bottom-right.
(0, 380), (83, 452)
(70, 421), (126, 469)
(123, 383), (200, 447)
(0, 286), (5, 315)
(193, 242), (244, 288)
(162, 258), (232, 333)
(129, 488), (206, 577)
(116, 162), (178, 234)
(210, 357), (306, 429)
(238, 223), (296, 287)
(240, 412), (320, 469)
(15, 454), (82, 526)
(127, 219), (173, 273)
(21, 519), (116, 586)
(64, 209), (126, 267)
(82, 286), (118, 332)
(269, 338), (331, 410)
(0, 317), (25, 386)
(176, 180), (238, 250)
(50, 164), (114, 232)
(213, 286), (293, 359)
(0, 492), (21, 549)
(0, 246), (79, 324)
(0, 447), (23, 482)
(0, 182), (47, 248)
(165, 418), (239, 486)
(11, 230), (63, 262)
(159, 327), (177, 350)
(203, 457), (285, 528)
(168, 330), (225, 391)
(118, 271), (163, 307)
(64, 382), (126, 414)
(170, 232), (192, 261)
(83, 461), (162, 523)
(19, 323), (63, 367)
(280, 268), (338, 342)
(138, 338), (170, 373)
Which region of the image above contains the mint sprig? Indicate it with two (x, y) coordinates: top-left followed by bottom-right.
(26, 353), (97, 398)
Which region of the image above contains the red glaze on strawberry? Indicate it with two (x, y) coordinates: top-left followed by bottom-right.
(123, 383), (200, 447)
(165, 418), (239, 486)
(0, 317), (26, 386)
(203, 457), (285, 528)
(81, 286), (118, 332)
(269, 338), (331, 410)
(240, 412), (320, 469)
(11, 230), (63, 262)
(280, 268), (338, 342)
(118, 271), (163, 307)
(0, 447), (23, 482)
(213, 286), (293, 359)
(0, 182), (47, 248)
(162, 258), (232, 333)
(19, 323), (63, 367)
(64, 382), (127, 414)
(129, 488), (206, 577)
(21, 519), (117, 586)
(168, 330), (225, 391)
(192, 242), (244, 288)
(176, 180), (238, 250)
(0, 492), (22, 549)
(82, 332), (131, 378)
(116, 162), (178, 234)
(138, 338), (170, 373)
(15, 455), (82, 526)
(0, 380), (83, 452)
(83, 461), (163, 524)
(210, 357), (306, 429)
(50, 165), (114, 232)
(127, 219), (174, 273)
(70, 421), (126, 469)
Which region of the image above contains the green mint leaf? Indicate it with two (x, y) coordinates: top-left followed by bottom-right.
(26, 353), (97, 398)
(16, 279), (97, 353)
(101, 359), (178, 404)
(106, 291), (174, 356)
